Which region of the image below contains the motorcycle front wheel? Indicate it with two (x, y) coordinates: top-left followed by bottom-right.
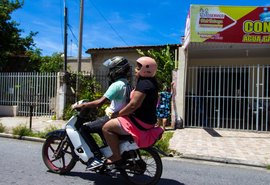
(42, 135), (77, 174)
(120, 147), (163, 185)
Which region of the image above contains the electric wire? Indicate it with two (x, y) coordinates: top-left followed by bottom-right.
(88, 0), (129, 46)
(68, 24), (87, 51)
(64, 0), (129, 54)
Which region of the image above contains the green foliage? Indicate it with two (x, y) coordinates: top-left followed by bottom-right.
(12, 124), (33, 136)
(154, 131), (174, 153)
(137, 45), (175, 90)
(63, 72), (106, 120)
(39, 52), (64, 72)
(267, 165), (270, 170)
(63, 104), (76, 120)
(0, 123), (6, 133)
(32, 124), (61, 138)
(0, 0), (40, 72)
(91, 133), (104, 146)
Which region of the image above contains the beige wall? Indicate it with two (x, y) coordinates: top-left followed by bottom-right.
(67, 57), (93, 72)
(86, 45), (180, 75)
(90, 50), (143, 74)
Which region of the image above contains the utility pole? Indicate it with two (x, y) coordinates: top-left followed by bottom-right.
(58, 0), (68, 119)
(64, 1), (68, 72)
(76, 0), (84, 101)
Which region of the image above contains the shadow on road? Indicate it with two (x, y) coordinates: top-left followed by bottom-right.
(159, 178), (185, 185)
(62, 171), (185, 185)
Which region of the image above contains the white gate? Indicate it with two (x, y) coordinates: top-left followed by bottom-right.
(185, 65), (270, 131)
(0, 72), (58, 116)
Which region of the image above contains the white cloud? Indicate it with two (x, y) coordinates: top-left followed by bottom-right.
(36, 39), (63, 56)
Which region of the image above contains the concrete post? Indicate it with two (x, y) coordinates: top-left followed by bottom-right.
(174, 47), (188, 127)
(56, 72), (66, 119)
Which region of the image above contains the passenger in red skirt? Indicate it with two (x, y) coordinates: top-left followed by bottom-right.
(102, 56), (164, 164)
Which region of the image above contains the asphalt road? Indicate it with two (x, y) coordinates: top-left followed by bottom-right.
(0, 138), (270, 185)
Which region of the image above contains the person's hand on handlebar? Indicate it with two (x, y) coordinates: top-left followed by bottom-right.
(72, 103), (86, 110)
(110, 111), (119, 118)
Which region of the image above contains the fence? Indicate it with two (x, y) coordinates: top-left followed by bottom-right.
(185, 65), (270, 131)
(0, 71), (133, 117)
(0, 72), (58, 116)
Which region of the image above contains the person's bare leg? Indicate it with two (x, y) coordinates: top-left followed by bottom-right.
(102, 118), (123, 163)
(157, 118), (162, 127)
(162, 118), (167, 130)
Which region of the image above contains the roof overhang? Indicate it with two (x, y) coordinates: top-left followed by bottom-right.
(187, 42), (270, 59)
(86, 44), (181, 54)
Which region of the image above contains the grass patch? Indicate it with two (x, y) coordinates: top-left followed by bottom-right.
(11, 124), (61, 138)
(154, 131), (174, 153)
(12, 124), (34, 137)
(0, 123), (6, 133)
(32, 125), (62, 138)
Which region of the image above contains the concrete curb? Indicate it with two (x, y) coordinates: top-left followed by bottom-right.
(172, 153), (266, 168)
(0, 133), (45, 143)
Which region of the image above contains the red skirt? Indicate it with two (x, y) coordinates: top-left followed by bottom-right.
(118, 116), (164, 148)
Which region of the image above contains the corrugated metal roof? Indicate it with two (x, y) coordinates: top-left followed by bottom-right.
(86, 44), (181, 54)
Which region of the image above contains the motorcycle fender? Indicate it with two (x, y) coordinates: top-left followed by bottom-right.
(46, 129), (66, 139)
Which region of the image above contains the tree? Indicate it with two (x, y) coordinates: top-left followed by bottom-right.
(137, 45), (176, 90)
(39, 53), (64, 72)
(0, 0), (39, 72)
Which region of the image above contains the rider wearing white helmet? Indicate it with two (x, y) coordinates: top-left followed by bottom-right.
(73, 56), (132, 170)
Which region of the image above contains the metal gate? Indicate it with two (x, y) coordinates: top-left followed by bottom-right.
(0, 72), (58, 116)
(185, 65), (270, 131)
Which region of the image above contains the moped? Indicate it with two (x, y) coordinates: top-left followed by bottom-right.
(42, 100), (165, 185)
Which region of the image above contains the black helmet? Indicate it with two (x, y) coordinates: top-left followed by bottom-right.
(103, 56), (130, 82)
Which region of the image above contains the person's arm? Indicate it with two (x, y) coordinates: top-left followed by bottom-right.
(117, 90), (145, 116)
(72, 96), (109, 109)
(171, 82), (175, 96)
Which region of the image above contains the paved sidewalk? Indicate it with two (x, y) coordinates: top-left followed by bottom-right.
(169, 128), (270, 168)
(0, 116), (65, 133)
(1, 116), (270, 168)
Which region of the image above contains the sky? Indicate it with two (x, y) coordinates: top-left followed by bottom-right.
(11, 0), (270, 57)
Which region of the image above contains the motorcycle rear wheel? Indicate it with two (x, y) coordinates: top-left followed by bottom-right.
(120, 147), (163, 185)
(42, 135), (77, 174)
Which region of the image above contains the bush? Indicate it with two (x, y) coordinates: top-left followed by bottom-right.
(63, 72), (106, 121)
(0, 123), (6, 133)
(63, 104), (76, 120)
(32, 125), (61, 138)
(154, 131), (174, 154)
(12, 124), (33, 137)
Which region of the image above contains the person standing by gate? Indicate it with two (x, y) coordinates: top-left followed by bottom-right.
(156, 85), (172, 130)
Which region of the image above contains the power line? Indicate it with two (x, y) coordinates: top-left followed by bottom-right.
(88, 0), (129, 46)
(67, 24), (87, 51)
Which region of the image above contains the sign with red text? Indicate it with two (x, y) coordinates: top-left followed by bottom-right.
(185, 5), (270, 44)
